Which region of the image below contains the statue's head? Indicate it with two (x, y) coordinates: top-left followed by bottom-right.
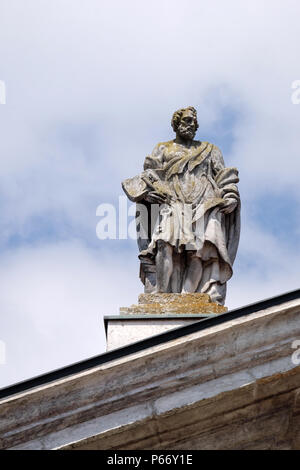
(171, 106), (199, 141)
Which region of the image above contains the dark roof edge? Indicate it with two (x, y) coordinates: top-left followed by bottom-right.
(103, 313), (214, 336)
(1, 287), (299, 401)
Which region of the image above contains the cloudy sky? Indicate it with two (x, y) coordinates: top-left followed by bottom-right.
(0, 0), (300, 387)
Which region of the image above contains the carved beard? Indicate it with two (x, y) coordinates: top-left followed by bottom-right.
(177, 123), (196, 140)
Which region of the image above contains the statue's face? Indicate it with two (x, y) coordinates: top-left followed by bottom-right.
(177, 109), (197, 140)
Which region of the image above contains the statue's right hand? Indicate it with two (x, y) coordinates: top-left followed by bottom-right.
(144, 191), (167, 204)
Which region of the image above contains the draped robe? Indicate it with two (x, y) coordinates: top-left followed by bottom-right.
(122, 140), (240, 304)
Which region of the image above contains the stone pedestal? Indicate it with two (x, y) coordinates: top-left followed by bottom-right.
(105, 293), (227, 350)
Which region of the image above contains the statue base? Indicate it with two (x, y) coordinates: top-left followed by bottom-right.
(104, 293), (227, 350)
(120, 292), (227, 315)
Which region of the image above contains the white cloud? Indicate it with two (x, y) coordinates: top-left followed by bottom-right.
(0, 240), (140, 387)
(229, 218), (300, 308)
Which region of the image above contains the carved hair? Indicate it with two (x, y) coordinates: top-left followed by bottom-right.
(171, 106), (199, 132)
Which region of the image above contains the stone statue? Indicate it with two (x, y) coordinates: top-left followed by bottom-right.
(122, 106), (240, 305)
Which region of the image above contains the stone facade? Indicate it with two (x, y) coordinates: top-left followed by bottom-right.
(0, 291), (300, 450)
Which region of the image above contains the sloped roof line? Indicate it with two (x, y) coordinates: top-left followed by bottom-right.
(0, 287), (299, 401)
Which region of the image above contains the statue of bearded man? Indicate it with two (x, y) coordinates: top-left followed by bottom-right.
(122, 106), (240, 305)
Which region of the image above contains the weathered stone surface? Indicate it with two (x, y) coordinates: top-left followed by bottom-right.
(0, 296), (299, 450)
(120, 292), (227, 315)
(60, 371), (300, 450)
(139, 292), (210, 304)
(121, 106), (240, 305)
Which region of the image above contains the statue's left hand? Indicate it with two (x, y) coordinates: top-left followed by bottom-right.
(144, 191), (168, 204)
(221, 198), (238, 214)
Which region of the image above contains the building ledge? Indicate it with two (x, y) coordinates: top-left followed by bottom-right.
(0, 289), (300, 449)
